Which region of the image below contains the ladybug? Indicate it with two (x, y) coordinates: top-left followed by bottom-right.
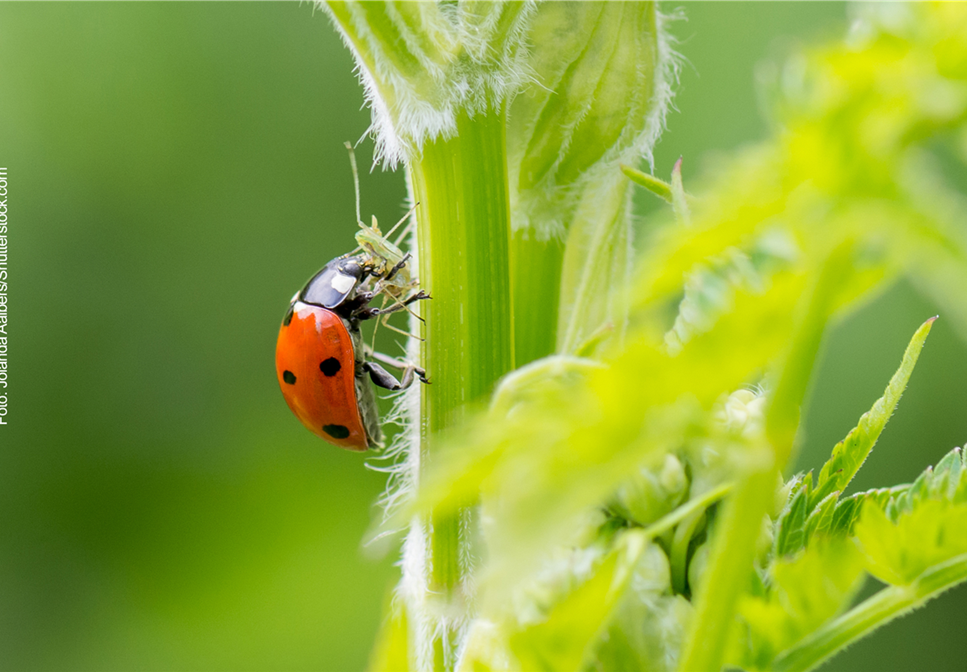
(275, 254), (429, 450)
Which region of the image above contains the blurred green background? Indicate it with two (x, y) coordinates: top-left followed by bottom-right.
(0, 3), (964, 670)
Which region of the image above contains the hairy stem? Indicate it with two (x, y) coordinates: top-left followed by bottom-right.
(772, 553), (967, 672)
(409, 108), (514, 670)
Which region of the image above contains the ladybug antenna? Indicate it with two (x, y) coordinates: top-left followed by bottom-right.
(344, 141), (364, 228)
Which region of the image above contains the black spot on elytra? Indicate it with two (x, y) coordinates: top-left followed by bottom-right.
(323, 424), (350, 439)
(320, 357), (342, 377)
(282, 370), (297, 385)
(283, 305), (294, 326)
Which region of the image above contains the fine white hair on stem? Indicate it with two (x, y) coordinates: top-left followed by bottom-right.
(355, 185), (430, 666)
(321, 1), (537, 168)
(363, 199), (423, 533)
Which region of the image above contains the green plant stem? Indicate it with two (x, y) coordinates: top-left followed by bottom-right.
(409, 108), (514, 671)
(621, 164), (673, 203)
(640, 483), (733, 540)
(678, 465), (776, 672)
(680, 244), (855, 672)
(772, 553), (967, 672)
(511, 232), (564, 367)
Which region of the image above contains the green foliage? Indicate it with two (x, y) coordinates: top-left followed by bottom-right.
(855, 447), (967, 586)
(815, 317), (936, 502)
(732, 539), (867, 671)
(510, 3), (660, 200)
(856, 498), (967, 586)
(771, 317), (936, 558)
(328, 3), (967, 671)
(509, 543), (623, 671)
(768, 447), (967, 672)
(727, 404), (967, 672)
(592, 542), (692, 672)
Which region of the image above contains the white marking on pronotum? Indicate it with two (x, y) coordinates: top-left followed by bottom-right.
(331, 271), (356, 295)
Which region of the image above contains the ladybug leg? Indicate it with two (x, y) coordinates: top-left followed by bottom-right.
(367, 351), (430, 386)
(364, 360), (429, 391)
(339, 289), (375, 318)
(363, 361), (404, 390)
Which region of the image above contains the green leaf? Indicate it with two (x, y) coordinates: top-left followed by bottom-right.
(510, 2), (665, 198)
(771, 552), (967, 672)
(557, 174), (633, 356)
(803, 490), (840, 543)
(774, 474), (812, 557)
(827, 447), (967, 543)
(775, 474), (811, 556)
(509, 532), (645, 672)
(814, 317), (937, 503)
(664, 246), (778, 355)
(729, 539), (866, 671)
(827, 485), (906, 537)
(772, 450), (967, 671)
(890, 446), (967, 514)
(856, 493), (967, 587)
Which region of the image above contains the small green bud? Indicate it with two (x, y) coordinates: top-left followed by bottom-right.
(612, 454), (689, 527)
(659, 454), (688, 495)
(631, 541), (673, 597)
(715, 388), (767, 438)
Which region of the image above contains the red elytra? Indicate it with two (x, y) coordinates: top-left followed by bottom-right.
(275, 302), (373, 451)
